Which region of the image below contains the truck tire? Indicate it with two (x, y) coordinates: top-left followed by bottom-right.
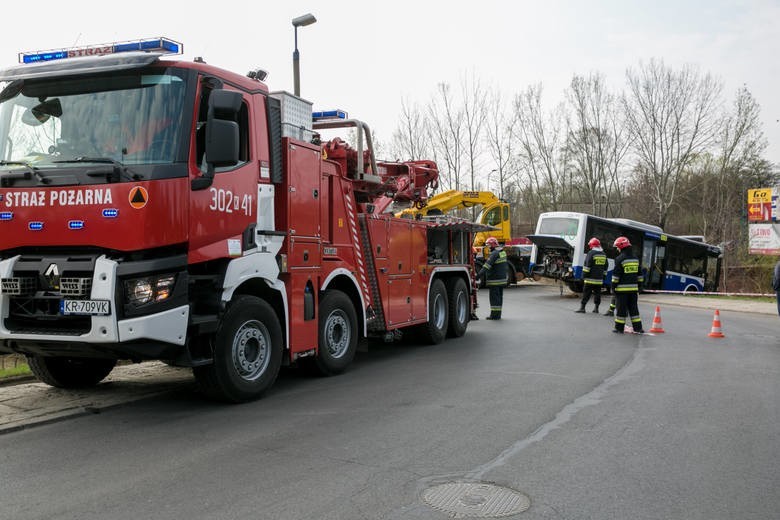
(194, 295), (282, 403)
(446, 277), (469, 338)
(26, 356), (116, 388)
(419, 278), (449, 344)
(303, 290), (357, 376)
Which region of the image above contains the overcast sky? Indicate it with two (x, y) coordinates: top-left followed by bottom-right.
(3, 0), (778, 167)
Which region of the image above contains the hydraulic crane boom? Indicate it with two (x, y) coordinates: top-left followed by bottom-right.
(395, 190), (511, 247)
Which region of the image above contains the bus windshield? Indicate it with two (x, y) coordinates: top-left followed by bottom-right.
(538, 217), (579, 236)
(0, 69), (188, 169)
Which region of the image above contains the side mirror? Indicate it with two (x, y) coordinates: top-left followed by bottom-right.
(191, 90), (242, 191)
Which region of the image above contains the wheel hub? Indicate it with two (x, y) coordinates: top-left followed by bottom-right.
(233, 321), (270, 380)
(325, 311), (350, 358)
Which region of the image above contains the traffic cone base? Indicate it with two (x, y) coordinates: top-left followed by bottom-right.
(649, 305), (665, 333)
(708, 309), (725, 338)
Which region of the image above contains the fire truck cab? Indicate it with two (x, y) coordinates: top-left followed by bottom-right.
(0, 38), (481, 401)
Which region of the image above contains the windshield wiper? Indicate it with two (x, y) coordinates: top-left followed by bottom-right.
(53, 157), (142, 182)
(0, 160), (49, 186)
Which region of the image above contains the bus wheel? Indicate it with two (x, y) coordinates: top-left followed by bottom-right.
(27, 356), (116, 388)
(446, 277), (469, 338)
(419, 278), (449, 344)
(195, 295), (282, 402)
(303, 290), (357, 376)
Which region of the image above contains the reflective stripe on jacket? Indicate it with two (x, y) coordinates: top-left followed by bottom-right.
(582, 248), (607, 285)
(481, 248), (508, 286)
(611, 248), (643, 292)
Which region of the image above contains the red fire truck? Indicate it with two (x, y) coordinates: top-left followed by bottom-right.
(0, 38), (481, 401)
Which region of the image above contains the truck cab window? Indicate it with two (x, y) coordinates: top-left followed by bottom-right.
(195, 86), (249, 172)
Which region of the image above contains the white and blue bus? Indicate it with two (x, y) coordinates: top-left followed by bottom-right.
(528, 212), (722, 293)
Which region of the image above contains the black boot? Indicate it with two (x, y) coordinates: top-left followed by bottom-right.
(575, 305), (586, 313)
(592, 306), (600, 313)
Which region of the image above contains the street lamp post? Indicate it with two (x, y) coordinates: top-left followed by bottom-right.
(292, 13), (317, 97)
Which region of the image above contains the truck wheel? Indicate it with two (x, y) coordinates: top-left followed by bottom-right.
(420, 278), (449, 344)
(26, 356), (116, 388)
(303, 290), (358, 376)
(446, 277), (469, 338)
(194, 295), (282, 403)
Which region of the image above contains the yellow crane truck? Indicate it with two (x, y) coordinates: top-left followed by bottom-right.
(396, 190), (532, 286)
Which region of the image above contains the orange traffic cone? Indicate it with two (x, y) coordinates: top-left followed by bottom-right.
(649, 306), (665, 333)
(708, 309), (725, 338)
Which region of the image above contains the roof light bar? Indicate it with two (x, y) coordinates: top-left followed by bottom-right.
(312, 109), (348, 121)
(19, 37), (183, 64)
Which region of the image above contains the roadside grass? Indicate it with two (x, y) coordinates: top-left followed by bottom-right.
(719, 295), (775, 303)
(0, 355), (31, 381)
(683, 294), (775, 303)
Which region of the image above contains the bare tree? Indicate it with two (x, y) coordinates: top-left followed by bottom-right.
(485, 87), (517, 198)
(513, 84), (568, 211)
(389, 97), (431, 160)
(623, 59), (722, 228)
(564, 72), (630, 217)
(460, 72), (488, 191)
(427, 83), (465, 191)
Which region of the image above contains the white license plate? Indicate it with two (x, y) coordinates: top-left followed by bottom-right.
(61, 299), (110, 316)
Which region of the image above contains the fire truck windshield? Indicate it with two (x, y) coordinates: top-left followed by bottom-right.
(0, 68), (188, 179)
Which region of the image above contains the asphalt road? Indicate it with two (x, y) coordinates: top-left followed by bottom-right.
(0, 284), (778, 520)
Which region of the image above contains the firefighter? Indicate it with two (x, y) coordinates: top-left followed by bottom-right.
(611, 236), (644, 333)
(576, 237), (607, 313)
(603, 295), (616, 317)
(477, 236), (508, 320)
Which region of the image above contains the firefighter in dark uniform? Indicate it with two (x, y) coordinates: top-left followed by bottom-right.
(611, 236), (644, 333)
(603, 295), (616, 316)
(576, 237), (607, 313)
(478, 237), (508, 320)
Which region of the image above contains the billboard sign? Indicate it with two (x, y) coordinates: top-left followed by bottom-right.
(748, 223), (780, 255)
(747, 188), (773, 222)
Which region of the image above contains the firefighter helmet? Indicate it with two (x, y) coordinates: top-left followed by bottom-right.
(485, 237), (499, 248)
(588, 237), (601, 248)
(613, 236), (631, 250)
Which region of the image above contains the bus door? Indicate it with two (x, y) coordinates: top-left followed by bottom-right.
(642, 238), (663, 290)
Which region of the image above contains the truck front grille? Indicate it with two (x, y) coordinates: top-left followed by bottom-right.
(1, 277), (37, 296)
(60, 277), (92, 297)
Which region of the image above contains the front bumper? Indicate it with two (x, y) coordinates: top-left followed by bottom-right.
(0, 255), (189, 355)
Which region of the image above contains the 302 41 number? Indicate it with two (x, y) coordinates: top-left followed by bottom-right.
(208, 188), (253, 216)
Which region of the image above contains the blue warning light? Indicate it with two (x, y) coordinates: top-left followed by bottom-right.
(20, 37), (183, 64)
(68, 220), (85, 230)
(0, 212), (12, 221)
(102, 208), (119, 218)
(28, 221), (43, 231)
(312, 109), (348, 121)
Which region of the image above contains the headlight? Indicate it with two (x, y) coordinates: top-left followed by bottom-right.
(124, 274), (176, 306)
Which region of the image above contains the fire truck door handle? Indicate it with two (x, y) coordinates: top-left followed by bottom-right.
(313, 189), (319, 198)
(380, 267), (387, 273)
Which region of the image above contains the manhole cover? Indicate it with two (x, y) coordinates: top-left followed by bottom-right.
(421, 482), (530, 518)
